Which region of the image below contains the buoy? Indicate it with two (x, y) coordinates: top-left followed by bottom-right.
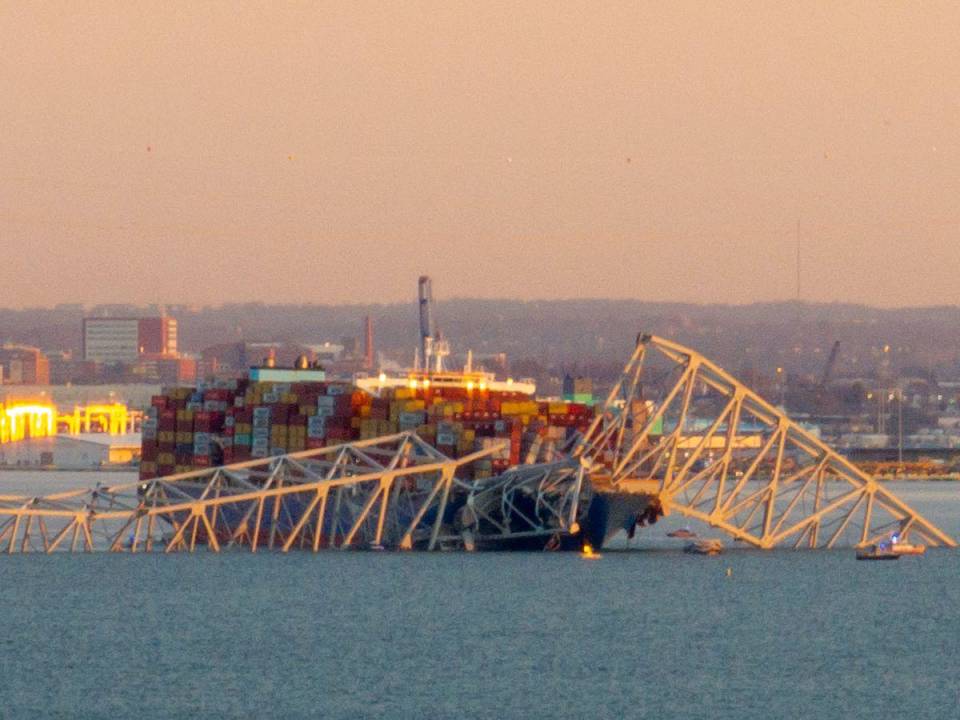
(725, 567), (733, 577)
(581, 543), (602, 560)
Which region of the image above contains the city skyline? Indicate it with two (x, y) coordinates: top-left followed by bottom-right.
(4, 3), (960, 308)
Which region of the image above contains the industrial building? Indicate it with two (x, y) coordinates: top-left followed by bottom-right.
(0, 433), (141, 469)
(83, 317), (178, 363)
(0, 345), (51, 385)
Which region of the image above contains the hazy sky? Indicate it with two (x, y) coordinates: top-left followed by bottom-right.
(3, 2), (960, 308)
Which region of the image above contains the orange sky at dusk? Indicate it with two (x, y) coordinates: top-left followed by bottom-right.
(3, 2), (960, 308)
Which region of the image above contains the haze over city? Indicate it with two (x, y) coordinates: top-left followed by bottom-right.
(4, 2), (960, 308)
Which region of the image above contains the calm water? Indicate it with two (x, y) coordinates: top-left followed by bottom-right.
(0, 472), (958, 719)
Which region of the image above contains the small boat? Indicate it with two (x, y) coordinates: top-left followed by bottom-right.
(684, 539), (723, 555)
(888, 534), (926, 556)
(856, 543), (900, 561)
(667, 527), (697, 539)
(891, 542), (926, 556)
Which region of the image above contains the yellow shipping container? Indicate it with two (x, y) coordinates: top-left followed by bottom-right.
(394, 388), (414, 400)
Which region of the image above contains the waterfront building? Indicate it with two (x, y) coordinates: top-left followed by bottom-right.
(83, 317), (178, 363)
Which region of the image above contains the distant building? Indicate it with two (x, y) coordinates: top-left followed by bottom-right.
(0, 345), (50, 385)
(0, 433), (141, 469)
(201, 342), (249, 372)
(83, 317), (178, 363)
(562, 375), (594, 403)
(136, 317), (178, 357)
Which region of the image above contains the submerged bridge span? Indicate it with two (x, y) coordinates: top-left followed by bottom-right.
(0, 335), (953, 554)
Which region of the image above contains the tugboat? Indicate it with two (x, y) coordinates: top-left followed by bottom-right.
(856, 541), (900, 561)
(857, 532), (926, 560)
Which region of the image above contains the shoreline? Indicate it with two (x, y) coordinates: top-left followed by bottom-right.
(0, 465), (136, 473)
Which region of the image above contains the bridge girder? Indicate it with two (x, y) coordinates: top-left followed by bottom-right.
(0, 432), (502, 554)
(574, 334), (956, 549)
(0, 335), (952, 553)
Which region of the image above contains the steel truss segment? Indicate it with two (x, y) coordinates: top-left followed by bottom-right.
(577, 334), (956, 550)
(1, 339), (954, 553)
(0, 433), (500, 554)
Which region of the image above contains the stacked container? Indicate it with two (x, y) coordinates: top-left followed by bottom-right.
(140, 375), (594, 480)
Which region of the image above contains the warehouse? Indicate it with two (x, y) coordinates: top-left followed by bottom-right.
(0, 434), (141, 469)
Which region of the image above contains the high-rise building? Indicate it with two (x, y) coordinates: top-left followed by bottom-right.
(136, 317), (178, 356)
(0, 345), (51, 385)
(83, 317), (178, 363)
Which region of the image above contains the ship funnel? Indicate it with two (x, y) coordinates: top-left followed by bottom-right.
(418, 276), (435, 371)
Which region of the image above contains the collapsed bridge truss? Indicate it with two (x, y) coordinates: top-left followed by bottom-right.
(574, 335), (956, 549)
(0, 335), (953, 553)
(0, 433), (502, 554)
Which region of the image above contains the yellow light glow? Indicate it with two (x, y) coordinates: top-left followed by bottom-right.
(408, 379), (418, 389)
(478, 382), (487, 391)
(581, 542), (601, 559)
(466, 381), (475, 391)
(1, 401), (138, 445)
(506, 378), (513, 385)
(378, 373), (387, 383)
(422, 379), (430, 389)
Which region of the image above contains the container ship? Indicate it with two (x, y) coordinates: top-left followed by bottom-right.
(137, 277), (653, 550)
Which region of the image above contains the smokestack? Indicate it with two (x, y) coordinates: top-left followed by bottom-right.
(418, 276), (435, 371)
(363, 315), (374, 370)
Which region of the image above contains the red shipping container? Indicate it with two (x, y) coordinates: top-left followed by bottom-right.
(159, 410), (176, 430)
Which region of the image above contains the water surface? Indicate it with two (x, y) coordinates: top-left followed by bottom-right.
(0, 472), (957, 719)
